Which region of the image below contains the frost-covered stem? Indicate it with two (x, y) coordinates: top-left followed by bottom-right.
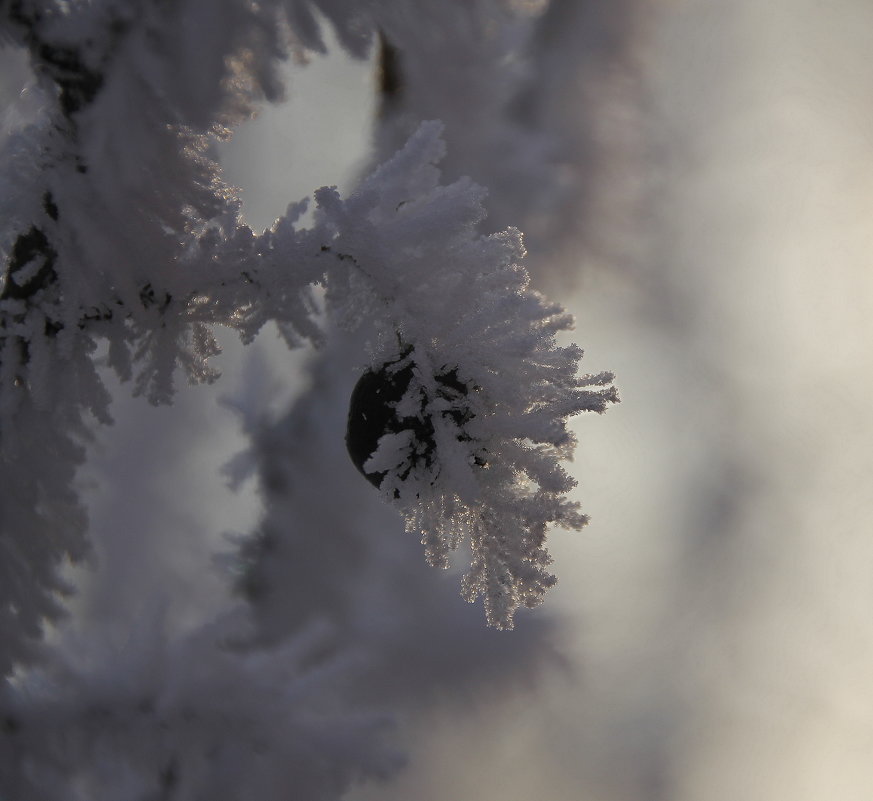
(319, 121), (618, 627)
(1, 0), (617, 657)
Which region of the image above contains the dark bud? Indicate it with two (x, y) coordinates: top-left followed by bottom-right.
(346, 353), (416, 489)
(345, 350), (484, 492)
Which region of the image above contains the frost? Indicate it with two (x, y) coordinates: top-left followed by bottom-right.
(0, 0), (616, 675)
(324, 122), (618, 628)
(0, 1), (622, 798)
(364, 430), (417, 478)
(0, 611), (401, 801)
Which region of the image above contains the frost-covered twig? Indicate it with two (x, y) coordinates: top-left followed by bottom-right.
(322, 122), (618, 627)
(0, 611), (401, 801)
(0, 0), (616, 672)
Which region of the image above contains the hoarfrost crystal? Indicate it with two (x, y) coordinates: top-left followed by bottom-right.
(328, 122), (618, 628)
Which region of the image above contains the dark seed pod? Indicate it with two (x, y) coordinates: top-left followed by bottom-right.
(346, 354), (416, 489)
(345, 351), (484, 491)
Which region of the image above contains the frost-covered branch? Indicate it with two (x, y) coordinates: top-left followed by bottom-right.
(321, 122), (618, 627)
(0, 0), (334, 670)
(0, 0), (616, 677)
(0, 611), (401, 800)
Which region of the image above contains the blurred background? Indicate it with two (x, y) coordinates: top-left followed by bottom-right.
(5, 0), (873, 798)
